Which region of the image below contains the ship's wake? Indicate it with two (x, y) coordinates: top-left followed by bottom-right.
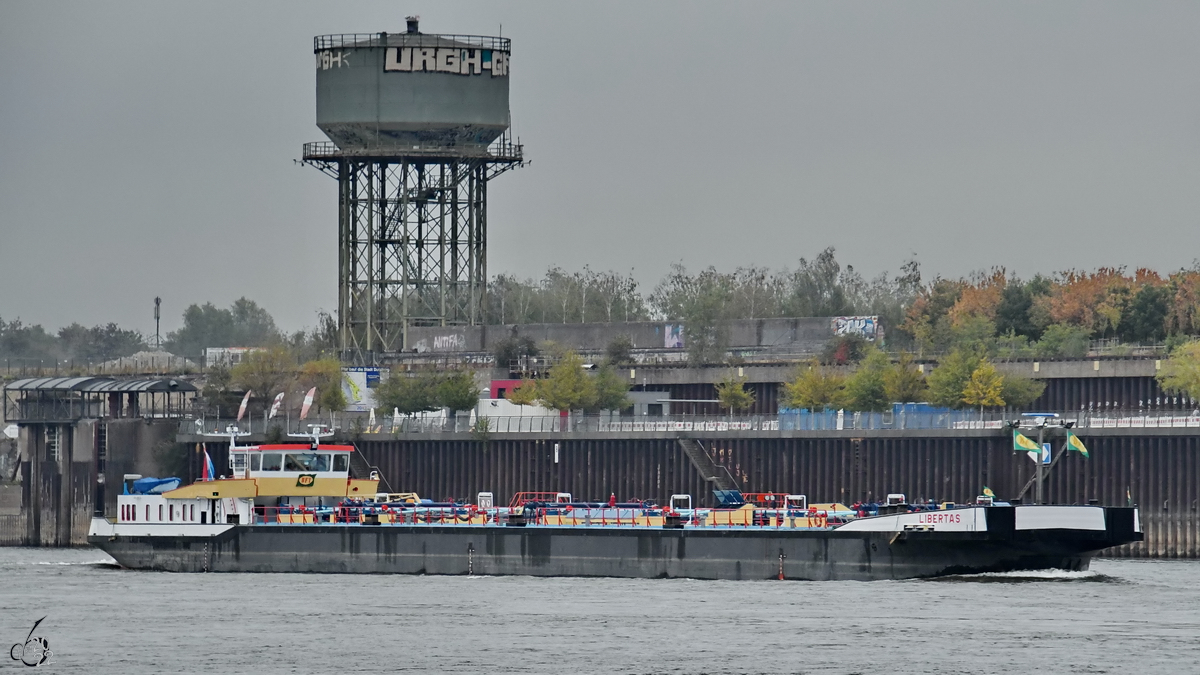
(930, 568), (1123, 584)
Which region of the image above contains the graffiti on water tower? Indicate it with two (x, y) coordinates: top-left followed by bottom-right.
(383, 48), (509, 76)
(831, 316), (879, 341)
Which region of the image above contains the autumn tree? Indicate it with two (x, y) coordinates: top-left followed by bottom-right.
(436, 371), (482, 416)
(1157, 340), (1200, 401)
(884, 352), (928, 403)
(506, 380), (540, 407)
(590, 366), (633, 412)
(715, 372), (756, 414)
(1000, 374), (1046, 410)
(782, 360), (846, 411)
(230, 346), (296, 414)
(297, 357), (347, 413)
(962, 360), (1005, 412)
(1120, 284), (1170, 343)
(843, 350), (891, 411)
(535, 351), (596, 412)
(374, 370), (440, 416)
(926, 349), (982, 409)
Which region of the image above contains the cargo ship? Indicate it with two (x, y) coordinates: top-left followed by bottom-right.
(88, 430), (1142, 581)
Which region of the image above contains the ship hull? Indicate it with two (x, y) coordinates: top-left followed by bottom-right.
(88, 507), (1141, 581)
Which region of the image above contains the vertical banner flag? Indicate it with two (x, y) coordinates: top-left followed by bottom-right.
(236, 390), (252, 422)
(368, 408), (377, 433)
(202, 446), (216, 481)
(1013, 430), (1042, 463)
(269, 392), (285, 420)
(391, 407), (401, 433)
(1066, 431), (1090, 458)
(300, 387), (316, 421)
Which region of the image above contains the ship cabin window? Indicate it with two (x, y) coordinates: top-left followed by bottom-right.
(284, 453), (331, 472)
(261, 453), (282, 471)
(158, 505), (163, 521)
(169, 505), (174, 522)
(145, 505), (149, 521)
(333, 454), (349, 472)
(189, 504), (194, 521)
(250, 454), (261, 471)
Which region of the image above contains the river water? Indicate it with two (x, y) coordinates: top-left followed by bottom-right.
(2, 548), (1197, 674)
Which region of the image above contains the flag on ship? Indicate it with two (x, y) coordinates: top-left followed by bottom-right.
(1066, 431), (1089, 458)
(202, 447), (216, 481)
(982, 486), (996, 499)
(268, 392), (285, 419)
(1013, 430), (1042, 462)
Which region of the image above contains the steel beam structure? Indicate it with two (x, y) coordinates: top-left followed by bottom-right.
(303, 140), (522, 360)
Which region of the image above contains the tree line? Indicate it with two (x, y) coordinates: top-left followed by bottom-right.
(5, 252), (1200, 365)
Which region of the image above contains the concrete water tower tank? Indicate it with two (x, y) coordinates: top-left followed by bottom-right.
(302, 18), (524, 359)
(314, 17), (511, 149)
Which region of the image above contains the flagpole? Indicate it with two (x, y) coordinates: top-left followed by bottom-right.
(1036, 424), (1045, 505)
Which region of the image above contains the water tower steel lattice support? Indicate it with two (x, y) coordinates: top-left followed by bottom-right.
(303, 22), (523, 359)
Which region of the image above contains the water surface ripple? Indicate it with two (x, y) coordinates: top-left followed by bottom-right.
(1, 548), (1197, 674)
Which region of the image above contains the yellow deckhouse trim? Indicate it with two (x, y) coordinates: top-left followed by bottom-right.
(163, 479), (258, 500)
(163, 477), (380, 500)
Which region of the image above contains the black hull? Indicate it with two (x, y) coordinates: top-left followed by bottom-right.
(89, 515), (1141, 581)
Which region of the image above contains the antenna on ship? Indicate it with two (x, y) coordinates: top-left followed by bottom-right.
(288, 424), (334, 450)
(200, 424), (253, 450)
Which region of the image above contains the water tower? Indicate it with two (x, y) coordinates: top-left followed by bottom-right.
(302, 17), (524, 358)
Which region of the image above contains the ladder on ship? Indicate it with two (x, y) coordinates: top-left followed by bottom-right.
(349, 446), (393, 493)
(677, 438), (739, 492)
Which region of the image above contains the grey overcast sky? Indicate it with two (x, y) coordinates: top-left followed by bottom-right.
(2, 2), (1198, 336)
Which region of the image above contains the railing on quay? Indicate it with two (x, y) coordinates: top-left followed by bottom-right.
(178, 409), (1200, 440)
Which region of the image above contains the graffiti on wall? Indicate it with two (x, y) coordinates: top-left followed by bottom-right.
(664, 324), (685, 349)
(412, 334), (468, 353)
(831, 316), (879, 341)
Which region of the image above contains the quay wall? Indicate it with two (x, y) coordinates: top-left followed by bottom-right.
(6, 420), (1197, 559)
(342, 429), (1197, 558)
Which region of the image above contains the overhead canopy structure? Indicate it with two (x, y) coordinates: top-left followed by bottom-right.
(3, 377), (198, 423)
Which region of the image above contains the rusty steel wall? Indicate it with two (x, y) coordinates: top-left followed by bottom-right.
(356, 433), (1200, 558)
(1031, 376), (1192, 412)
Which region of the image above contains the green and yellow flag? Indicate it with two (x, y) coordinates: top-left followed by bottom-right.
(1066, 431), (1089, 458)
(982, 486), (997, 499)
(1013, 430), (1042, 463)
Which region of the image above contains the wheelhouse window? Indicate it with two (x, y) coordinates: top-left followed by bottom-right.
(261, 453), (282, 471)
(250, 454), (261, 471)
(333, 454), (349, 472)
(284, 453), (331, 472)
